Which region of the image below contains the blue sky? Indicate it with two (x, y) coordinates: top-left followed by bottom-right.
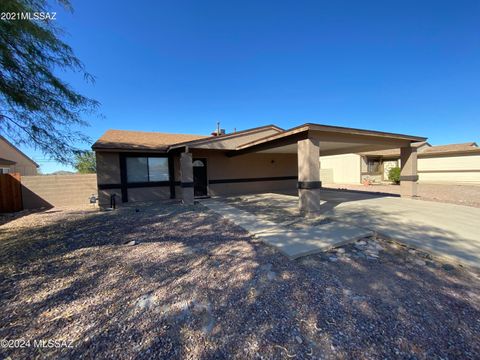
(23, 0), (480, 173)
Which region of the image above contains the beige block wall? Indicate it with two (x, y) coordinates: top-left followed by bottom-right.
(0, 139), (37, 175)
(320, 154), (361, 184)
(22, 174), (97, 209)
(418, 154), (480, 184)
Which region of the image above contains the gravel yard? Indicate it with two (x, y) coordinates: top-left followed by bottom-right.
(324, 183), (480, 208)
(1, 203), (480, 359)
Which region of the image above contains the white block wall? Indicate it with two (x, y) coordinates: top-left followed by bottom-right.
(418, 154), (480, 184)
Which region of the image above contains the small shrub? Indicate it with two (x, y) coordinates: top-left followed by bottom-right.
(388, 166), (401, 184)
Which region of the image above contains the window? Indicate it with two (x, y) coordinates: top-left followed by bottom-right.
(126, 157), (169, 183)
(0, 168), (10, 174)
(367, 158), (381, 174)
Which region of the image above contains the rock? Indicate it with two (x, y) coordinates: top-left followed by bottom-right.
(266, 271), (276, 281)
(356, 240), (367, 246)
(442, 263), (455, 271)
(295, 336), (303, 344)
(336, 248), (345, 254)
(408, 249), (416, 254)
(414, 259), (426, 266)
(136, 294), (155, 310)
(261, 263), (273, 271)
(329, 256), (338, 262)
(125, 240), (136, 246)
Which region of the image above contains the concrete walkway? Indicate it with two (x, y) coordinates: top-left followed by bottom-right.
(202, 199), (373, 259)
(206, 190), (480, 267)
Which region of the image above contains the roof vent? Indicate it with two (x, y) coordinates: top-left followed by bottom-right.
(211, 122), (226, 136)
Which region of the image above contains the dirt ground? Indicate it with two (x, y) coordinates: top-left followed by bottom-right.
(1, 203), (480, 359)
(324, 183), (480, 208)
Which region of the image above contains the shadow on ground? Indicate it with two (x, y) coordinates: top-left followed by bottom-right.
(0, 202), (479, 359)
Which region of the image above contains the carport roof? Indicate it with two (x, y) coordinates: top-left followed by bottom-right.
(228, 123), (427, 157)
(237, 123), (426, 149)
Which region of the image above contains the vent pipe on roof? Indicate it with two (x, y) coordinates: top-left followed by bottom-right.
(211, 122), (226, 136)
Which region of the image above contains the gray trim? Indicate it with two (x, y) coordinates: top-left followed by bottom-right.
(298, 181), (322, 189)
(400, 175), (419, 181)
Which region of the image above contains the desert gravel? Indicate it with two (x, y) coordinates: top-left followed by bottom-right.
(1, 202), (480, 359)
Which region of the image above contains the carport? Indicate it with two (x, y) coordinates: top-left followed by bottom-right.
(221, 123), (426, 214)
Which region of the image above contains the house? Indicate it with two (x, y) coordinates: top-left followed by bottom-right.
(92, 123), (425, 214)
(0, 135), (39, 176)
(319, 142), (480, 185)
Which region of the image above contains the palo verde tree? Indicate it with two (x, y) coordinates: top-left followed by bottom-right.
(0, 0), (99, 164)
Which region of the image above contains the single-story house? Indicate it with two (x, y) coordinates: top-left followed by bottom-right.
(319, 142), (480, 185)
(0, 135), (39, 176)
(92, 123), (426, 214)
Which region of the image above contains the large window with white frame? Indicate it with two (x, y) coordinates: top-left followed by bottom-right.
(0, 168), (10, 174)
(126, 157), (169, 183)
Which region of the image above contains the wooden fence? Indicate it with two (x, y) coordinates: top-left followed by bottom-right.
(0, 173), (23, 213)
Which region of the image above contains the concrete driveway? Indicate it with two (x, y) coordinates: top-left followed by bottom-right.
(213, 189), (480, 267)
(322, 192), (480, 268)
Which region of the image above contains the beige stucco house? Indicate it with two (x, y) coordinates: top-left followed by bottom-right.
(93, 123), (425, 214)
(319, 142), (480, 185)
(0, 135), (38, 176)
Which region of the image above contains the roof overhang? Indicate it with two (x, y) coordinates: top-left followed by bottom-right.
(227, 123), (427, 157)
(0, 158), (16, 165)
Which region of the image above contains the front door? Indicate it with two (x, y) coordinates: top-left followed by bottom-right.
(193, 158), (208, 197)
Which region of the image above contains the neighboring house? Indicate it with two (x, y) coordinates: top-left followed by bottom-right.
(92, 123), (425, 213)
(0, 135), (38, 176)
(319, 142), (480, 185)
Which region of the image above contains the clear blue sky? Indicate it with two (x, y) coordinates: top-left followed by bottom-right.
(25, 0), (480, 173)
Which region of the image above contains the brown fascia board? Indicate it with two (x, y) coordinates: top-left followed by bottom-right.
(0, 135), (39, 167)
(304, 123), (427, 142)
(92, 146), (169, 153)
(236, 123), (426, 151)
(167, 124), (284, 151)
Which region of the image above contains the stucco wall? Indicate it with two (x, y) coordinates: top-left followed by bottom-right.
(320, 154), (361, 184)
(192, 150), (298, 196)
(418, 154), (480, 184)
(0, 138), (38, 176)
(22, 174), (97, 209)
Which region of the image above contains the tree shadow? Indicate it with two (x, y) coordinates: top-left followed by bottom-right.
(0, 202), (479, 359)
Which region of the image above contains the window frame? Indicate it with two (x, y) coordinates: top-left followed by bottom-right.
(125, 155), (170, 184)
(367, 157), (382, 174)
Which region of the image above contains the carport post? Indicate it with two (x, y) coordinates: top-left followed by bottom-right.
(400, 145), (418, 197)
(297, 136), (321, 215)
(180, 151), (194, 204)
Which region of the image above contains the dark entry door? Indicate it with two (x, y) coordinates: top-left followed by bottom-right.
(193, 158), (208, 197)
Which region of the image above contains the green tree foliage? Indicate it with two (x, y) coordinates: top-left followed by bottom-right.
(74, 151), (96, 173)
(388, 166), (401, 184)
(0, 0), (99, 164)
